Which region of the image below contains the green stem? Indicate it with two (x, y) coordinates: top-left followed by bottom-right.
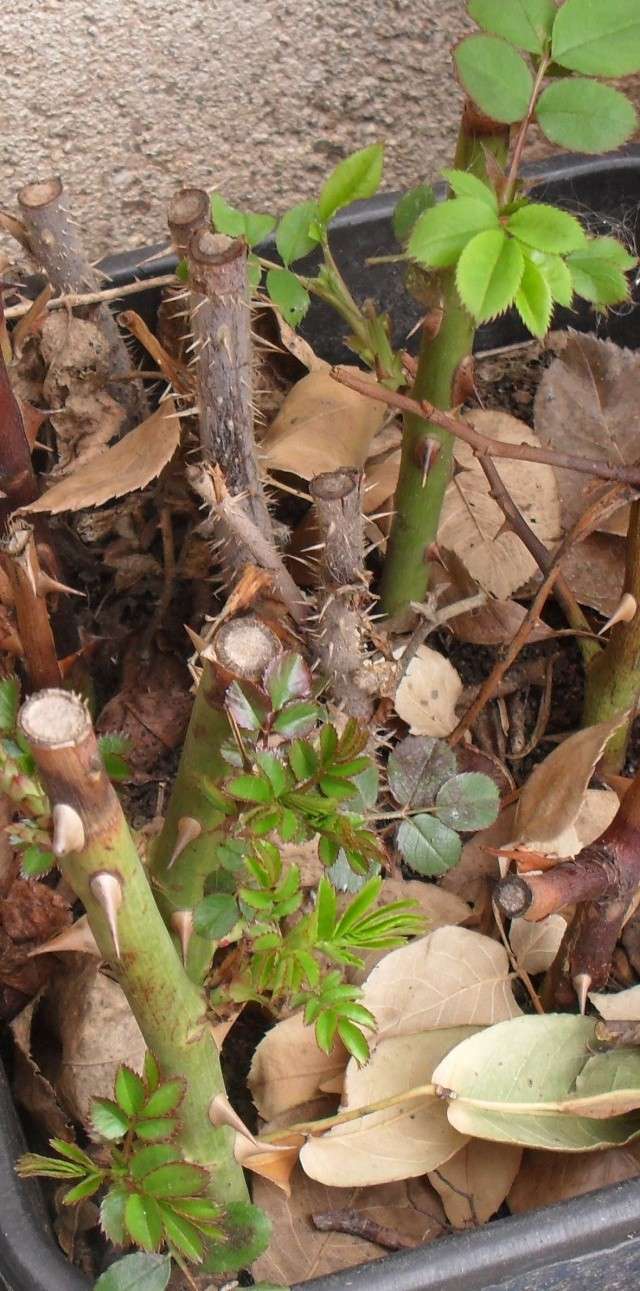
(583, 500), (640, 771)
(379, 115), (509, 620)
(18, 688), (248, 1208)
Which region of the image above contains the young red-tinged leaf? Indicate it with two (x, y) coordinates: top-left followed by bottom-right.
(201, 1200), (271, 1272)
(456, 229), (524, 322)
(100, 1188), (128, 1245)
(193, 893), (239, 940)
(551, 0), (640, 77)
(91, 1098), (130, 1141)
(319, 835), (340, 865)
(435, 772), (500, 832)
(266, 269), (311, 328)
(264, 651), (312, 709)
(507, 203), (586, 255)
(63, 1173), (103, 1204)
(515, 255), (552, 338)
(142, 1162), (209, 1199)
(272, 701), (321, 738)
(125, 1193), (163, 1252)
(409, 196), (499, 269)
(276, 199), (320, 265)
(454, 34), (533, 123)
(170, 1197), (223, 1223)
(135, 1118), (177, 1142)
(396, 814), (462, 876)
(225, 679), (270, 731)
(143, 1055), (159, 1096)
(469, 0), (555, 54)
(318, 144), (384, 223)
(142, 1080), (185, 1119)
(256, 751), (289, 798)
(337, 1018), (371, 1064)
(319, 723), (338, 763)
(94, 1254), (171, 1291)
(442, 169), (498, 210)
(157, 1203), (204, 1262)
(227, 773), (273, 804)
(536, 79), (637, 153)
(130, 1146), (178, 1180)
(115, 1066), (146, 1118)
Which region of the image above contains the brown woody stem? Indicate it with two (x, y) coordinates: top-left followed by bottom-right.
(17, 177), (147, 428)
(0, 520), (60, 689)
(168, 187), (210, 258)
(309, 468), (374, 718)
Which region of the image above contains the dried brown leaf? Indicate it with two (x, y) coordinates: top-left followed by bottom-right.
(360, 927), (521, 1044)
(437, 411), (561, 599)
(557, 531), (625, 616)
(10, 997), (71, 1140)
(508, 1145), (640, 1214)
(509, 915), (567, 974)
(394, 645), (463, 737)
(262, 368), (386, 479)
(299, 1029), (475, 1187)
(428, 1139), (522, 1227)
(450, 596), (553, 647)
(249, 1011), (348, 1120)
(513, 717), (625, 850)
(23, 397), (180, 515)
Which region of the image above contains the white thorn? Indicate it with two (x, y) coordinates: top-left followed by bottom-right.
(170, 910), (194, 965)
(573, 972), (592, 1015)
(598, 593), (637, 635)
(168, 816), (202, 868)
(37, 571), (85, 599)
(90, 872), (123, 960)
(51, 803), (85, 857)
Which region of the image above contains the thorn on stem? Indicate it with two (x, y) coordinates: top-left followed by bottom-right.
(51, 803), (85, 857)
(89, 871), (123, 960)
(170, 909), (194, 965)
(168, 815), (203, 869)
(573, 972), (592, 1015)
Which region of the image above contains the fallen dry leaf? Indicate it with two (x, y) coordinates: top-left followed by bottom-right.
(556, 531), (625, 616)
(23, 396), (180, 514)
(299, 1028), (475, 1187)
(11, 997), (71, 1141)
(262, 367), (386, 479)
(509, 915), (567, 974)
(428, 1139), (522, 1227)
(589, 984), (640, 1021)
(437, 411), (561, 599)
(450, 596), (553, 647)
(249, 1011), (348, 1120)
(360, 927), (521, 1044)
(513, 717), (625, 851)
(394, 645), (463, 737)
(508, 1144), (640, 1214)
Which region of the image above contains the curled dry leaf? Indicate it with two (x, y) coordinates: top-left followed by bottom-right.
(589, 984), (640, 1022)
(450, 596), (553, 647)
(249, 1010), (348, 1120)
(555, 531), (625, 617)
(253, 1105), (446, 1284)
(10, 998), (70, 1141)
(360, 927), (521, 1044)
(394, 645), (463, 738)
(428, 1139), (522, 1227)
(513, 716), (625, 851)
(508, 1145), (640, 1214)
(509, 915), (567, 975)
(262, 367), (386, 480)
(22, 396), (180, 515)
(437, 411), (561, 600)
(299, 1028), (476, 1187)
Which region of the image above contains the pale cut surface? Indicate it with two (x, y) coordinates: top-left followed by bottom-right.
(23, 397), (180, 514)
(300, 1029), (475, 1186)
(429, 1139), (522, 1227)
(360, 927), (520, 1043)
(437, 411), (561, 599)
(249, 1010), (348, 1120)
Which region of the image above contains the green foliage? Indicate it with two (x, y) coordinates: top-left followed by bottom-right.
(468, 0), (556, 54)
(265, 269), (310, 327)
(210, 193), (276, 247)
(409, 196), (499, 269)
(456, 229), (524, 323)
(94, 1254), (171, 1291)
(566, 236), (637, 305)
(535, 78), (638, 152)
(396, 813), (462, 876)
(0, 676), (19, 733)
(515, 254), (553, 338)
(551, 0), (640, 77)
(275, 199), (320, 265)
(99, 732), (133, 782)
(318, 143), (384, 223)
(454, 34), (534, 123)
(392, 184), (436, 243)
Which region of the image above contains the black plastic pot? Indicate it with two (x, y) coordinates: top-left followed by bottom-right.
(3, 149), (640, 1291)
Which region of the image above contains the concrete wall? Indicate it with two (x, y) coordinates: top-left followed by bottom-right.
(1, 0), (474, 256)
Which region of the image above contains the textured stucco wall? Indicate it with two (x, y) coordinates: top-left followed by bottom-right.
(1, 0), (475, 257)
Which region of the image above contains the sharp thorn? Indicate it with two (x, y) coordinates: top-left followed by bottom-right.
(573, 972), (592, 1015)
(170, 909), (194, 965)
(51, 803), (85, 857)
(168, 815), (202, 868)
(89, 871), (123, 960)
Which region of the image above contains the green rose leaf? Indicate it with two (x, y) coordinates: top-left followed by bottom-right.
(387, 735), (458, 807)
(225, 679), (270, 731)
(396, 813), (462, 876)
(435, 772), (500, 831)
(124, 1193), (163, 1252)
(409, 196), (499, 268)
(530, 251), (574, 306)
(63, 1174), (103, 1204)
(433, 1014), (640, 1149)
(567, 236), (636, 306)
(157, 1203), (205, 1262)
(210, 193), (246, 238)
(552, 0), (640, 77)
(130, 1146), (177, 1180)
(507, 203), (586, 255)
(536, 79), (638, 153)
(142, 1162), (209, 1199)
(454, 34), (533, 123)
(276, 200), (320, 264)
(99, 732), (132, 782)
(0, 676), (19, 733)
(20, 845), (55, 878)
(442, 169), (498, 210)
(392, 184), (437, 242)
(202, 1200), (272, 1272)
(115, 1066), (146, 1117)
(227, 773), (273, 804)
(264, 651), (312, 709)
(99, 1188), (128, 1246)
(318, 144), (384, 223)
(515, 254), (552, 338)
(94, 1254), (171, 1291)
(135, 1118), (177, 1142)
(266, 268), (311, 327)
(91, 1098), (130, 1141)
(247, 254), (263, 291)
(193, 893), (239, 940)
(141, 1079), (185, 1119)
(456, 228), (524, 322)
(468, 0), (556, 54)
(272, 700), (321, 738)
(243, 211), (276, 248)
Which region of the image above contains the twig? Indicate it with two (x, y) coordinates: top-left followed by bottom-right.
(311, 1211), (423, 1250)
(398, 592), (487, 681)
(493, 901), (545, 1015)
(3, 272), (179, 321)
(0, 519), (61, 689)
(331, 367), (640, 490)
